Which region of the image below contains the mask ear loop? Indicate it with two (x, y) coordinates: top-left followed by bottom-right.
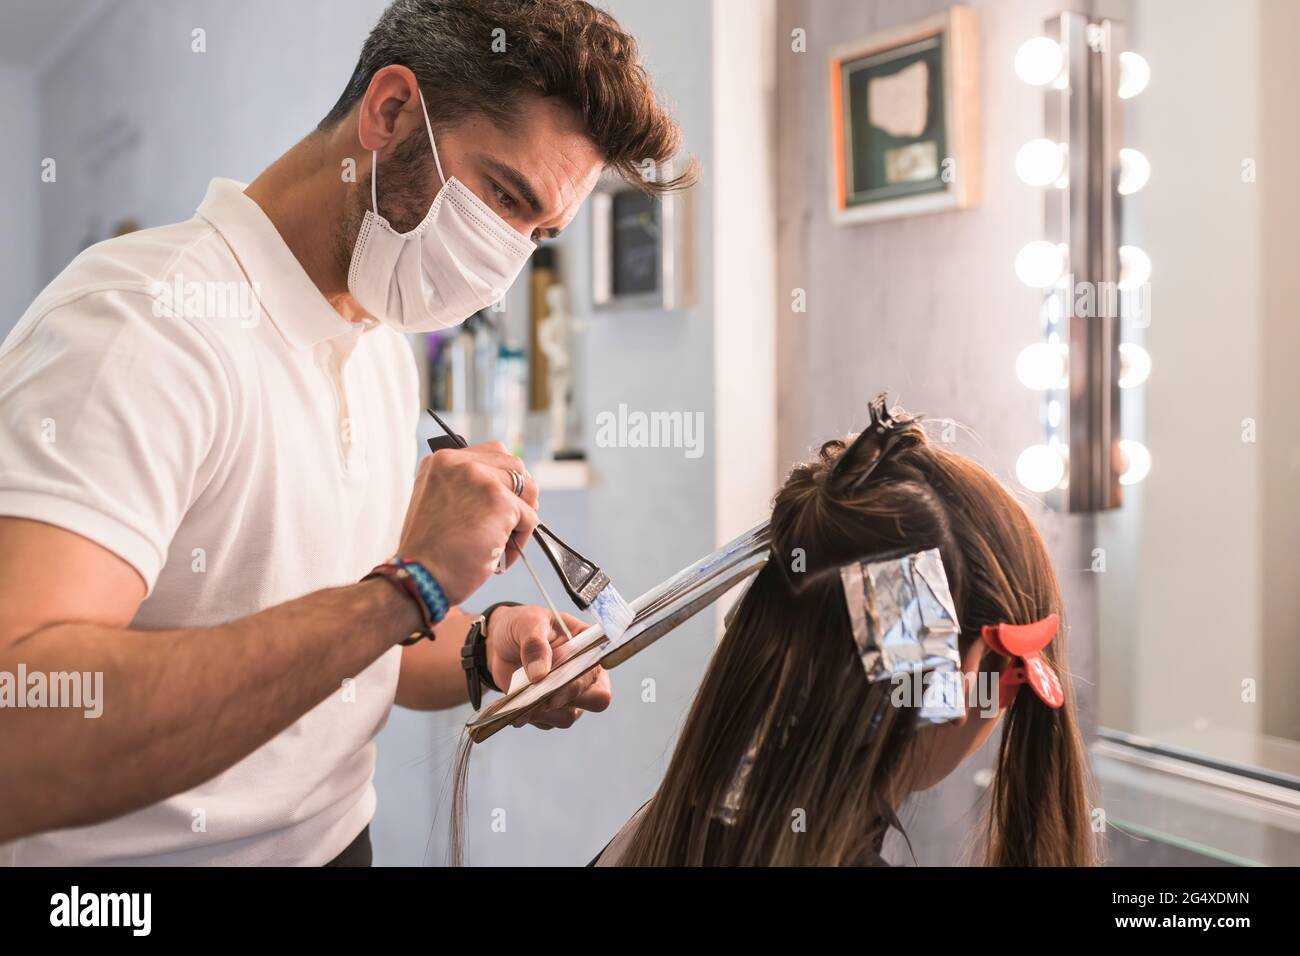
(414, 86), (447, 189)
(369, 85), (446, 218)
(370, 149), (379, 215)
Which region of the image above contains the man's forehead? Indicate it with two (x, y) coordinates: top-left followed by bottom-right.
(459, 97), (604, 216)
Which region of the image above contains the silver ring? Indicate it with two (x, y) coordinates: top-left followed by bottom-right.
(510, 469), (525, 497)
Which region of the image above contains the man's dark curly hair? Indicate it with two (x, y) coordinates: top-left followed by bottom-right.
(320, 0), (694, 193)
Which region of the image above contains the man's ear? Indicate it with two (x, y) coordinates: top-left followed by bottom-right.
(356, 64), (422, 153)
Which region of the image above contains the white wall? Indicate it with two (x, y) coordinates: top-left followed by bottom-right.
(1128, 0), (1261, 747)
(1096, 0), (1282, 760)
(1096, 0), (1300, 761)
(713, 0), (779, 554)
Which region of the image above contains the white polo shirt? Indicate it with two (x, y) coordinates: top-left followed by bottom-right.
(0, 178), (420, 865)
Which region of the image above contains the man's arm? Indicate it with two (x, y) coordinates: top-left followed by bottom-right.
(0, 444), (536, 844)
(396, 606), (481, 709)
(0, 516), (416, 842)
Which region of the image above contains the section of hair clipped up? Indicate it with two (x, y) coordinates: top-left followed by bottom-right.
(826, 394), (924, 495)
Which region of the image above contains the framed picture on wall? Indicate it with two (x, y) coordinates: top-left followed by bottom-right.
(828, 5), (980, 224)
(591, 167), (695, 311)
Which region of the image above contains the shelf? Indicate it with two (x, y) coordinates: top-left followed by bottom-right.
(529, 458), (590, 491)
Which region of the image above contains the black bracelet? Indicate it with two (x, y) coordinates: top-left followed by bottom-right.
(461, 602), (520, 709)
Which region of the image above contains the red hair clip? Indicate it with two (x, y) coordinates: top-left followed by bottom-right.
(980, 613), (1064, 709)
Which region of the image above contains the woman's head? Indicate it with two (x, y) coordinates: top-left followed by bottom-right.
(619, 397), (1098, 866)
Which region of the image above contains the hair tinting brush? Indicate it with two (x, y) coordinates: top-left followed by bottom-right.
(425, 409), (634, 641)
(529, 524), (633, 639)
(467, 521), (771, 741)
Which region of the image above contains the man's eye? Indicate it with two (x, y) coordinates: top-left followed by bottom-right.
(491, 183), (516, 212)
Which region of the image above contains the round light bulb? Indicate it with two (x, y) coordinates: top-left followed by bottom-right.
(1119, 438), (1151, 485)
(1016, 240), (1066, 289)
(1118, 51), (1150, 99)
(1119, 245), (1152, 290)
(1015, 37), (1065, 87)
(1016, 343), (1068, 391)
(1118, 343), (1151, 388)
(1118, 148), (1150, 195)
(1016, 444), (1066, 493)
(1016, 139), (1066, 187)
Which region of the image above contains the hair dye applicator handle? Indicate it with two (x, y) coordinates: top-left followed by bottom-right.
(426, 432), (602, 610)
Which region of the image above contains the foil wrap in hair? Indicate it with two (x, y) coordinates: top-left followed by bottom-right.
(839, 548), (964, 724)
(714, 707), (803, 826)
(715, 733), (759, 826)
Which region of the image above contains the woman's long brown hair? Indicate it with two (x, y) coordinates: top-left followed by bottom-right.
(617, 401), (1099, 866)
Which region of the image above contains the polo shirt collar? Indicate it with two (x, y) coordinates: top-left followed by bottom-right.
(196, 177), (360, 351)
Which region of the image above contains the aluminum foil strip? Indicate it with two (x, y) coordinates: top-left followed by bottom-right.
(839, 547), (964, 724)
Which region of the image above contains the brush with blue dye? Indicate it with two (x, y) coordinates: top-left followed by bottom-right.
(529, 523), (634, 640)
(426, 409), (635, 641)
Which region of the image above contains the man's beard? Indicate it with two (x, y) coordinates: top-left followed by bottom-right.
(332, 127), (440, 279)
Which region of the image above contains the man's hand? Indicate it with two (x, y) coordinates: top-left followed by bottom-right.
(485, 605), (613, 730)
(397, 442), (540, 605)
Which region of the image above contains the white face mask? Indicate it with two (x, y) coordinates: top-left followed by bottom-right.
(347, 88), (535, 332)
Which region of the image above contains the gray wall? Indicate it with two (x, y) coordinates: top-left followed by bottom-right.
(774, 0), (1100, 864)
(0, 64), (39, 339)
(35, 0), (391, 286)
